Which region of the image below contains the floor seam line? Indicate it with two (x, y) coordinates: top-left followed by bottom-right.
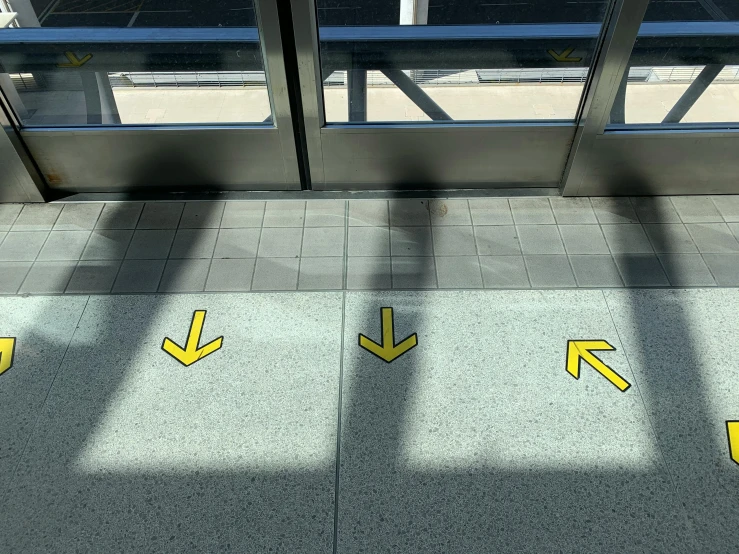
(6, 294), (92, 493)
(332, 290), (346, 554)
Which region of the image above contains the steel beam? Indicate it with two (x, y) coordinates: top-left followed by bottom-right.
(380, 69), (452, 121)
(347, 69), (367, 122)
(662, 64), (725, 124)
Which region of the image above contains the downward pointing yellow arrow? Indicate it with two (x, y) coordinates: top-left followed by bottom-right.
(566, 340), (630, 392)
(728, 421), (739, 466)
(548, 47), (582, 63)
(359, 307), (417, 363)
(0, 337), (17, 376)
(57, 51), (93, 68)
(162, 310), (223, 367)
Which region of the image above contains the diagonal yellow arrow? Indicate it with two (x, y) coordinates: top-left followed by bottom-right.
(728, 421), (739, 466)
(0, 337), (17, 376)
(359, 307), (417, 363)
(566, 340), (630, 392)
(162, 310), (223, 367)
(57, 51), (93, 68)
(547, 47), (582, 63)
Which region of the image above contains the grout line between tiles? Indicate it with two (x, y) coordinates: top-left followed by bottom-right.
(332, 290), (346, 554)
(342, 201), (349, 290)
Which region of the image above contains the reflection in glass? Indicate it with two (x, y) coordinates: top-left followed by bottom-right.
(316, 0), (610, 123)
(608, 0), (739, 126)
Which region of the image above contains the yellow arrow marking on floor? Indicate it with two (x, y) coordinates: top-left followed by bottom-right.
(727, 422), (739, 466)
(0, 337), (17, 376)
(547, 47), (582, 62)
(359, 307), (417, 363)
(162, 310), (223, 367)
(57, 51), (93, 68)
(566, 340), (630, 392)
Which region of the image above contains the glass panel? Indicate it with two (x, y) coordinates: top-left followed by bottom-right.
(315, 0), (611, 123)
(607, 0), (739, 127)
(0, 1), (270, 126)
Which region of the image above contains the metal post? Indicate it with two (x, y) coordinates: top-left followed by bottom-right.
(560, 0), (651, 196)
(381, 69), (452, 121)
(609, 68), (628, 124)
(96, 72), (121, 124)
(348, 68), (367, 122)
(662, 64), (725, 124)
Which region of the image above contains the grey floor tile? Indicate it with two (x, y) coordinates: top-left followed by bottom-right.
(601, 224), (654, 254)
(391, 257), (437, 289)
(339, 291), (685, 554)
(431, 226), (477, 256)
(510, 197), (555, 224)
(712, 195), (739, 222)
(251, 257), (300, 290)
(591, 197), (639, 224)
(517, 224), (565, 254)
(81, 229), (133, 260)
(298, 257), (344, 290)
(603, 289), (739, 552)
(630, 197), (681, 223)
(479, 255), (530, 288)
(305, 200), (346, 227)
(65, 260), (121, 293)
(301, 227), (345, 257)
(0, 231), (49, 261)
(474, 226), (521, 256)
(95, 203), (143, 229)
(0, 203), (22, 231)
(559, 225), (609, 254)
(727, 222), (739, 243)
(469, 198), (513, 225)
(549, 197), (597, 224)
(671, 196), (722, 223)
(37, 231), (91, 261)
(525, 255), (576, 287)
(220, 201), (265, 228)
(136, 202), (184, 229)
(0, 296), (88, 494)
(2, 294), (340, 553)
(125, 229), (176, 259)
(390, 227), (433, 257)
(178, 202), (225, 228)
(428, 199), (471, 225)
(347, 257), (391, 289)
(348, 200), (389, 226)
(0, 262), (32, 293)
(613, 254), (669, 286)
(158, 259), (210, 292)
(435, 256), (483, 288)
(53, 204), (103, 231)
(204, 258), (255, 291)
(258, 228), (303, 258)
(11, 204), (62, 231)
(569, 255), (623, 287)
(643, 223), (699, 253)
(658, 254), (716, 286)
(169, 228), (218, 259)
(348, 226), (390, 257)
(19, 261), (76, 293)
(702, 254), (739, 286)
(389, 199), (430, 226)
(213, 228), (261, 258)
(685, 223), (739, 253)
(263, 200), (305, 227)
(112, 259), (166, 292)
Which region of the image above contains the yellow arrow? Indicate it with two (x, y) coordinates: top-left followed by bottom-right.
(728, 421), (739, 466)
(548, 47), (582, 63)
(0, 337), (17, 376)
(57, 51), (93, 68)
(359, 307), (417, 363)
(566, 340), (630, 392)
(162, 310), (223, 367)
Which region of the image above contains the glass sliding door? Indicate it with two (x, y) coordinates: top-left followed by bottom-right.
(0, 0), (301, 192)
(293, 0), (617, 189)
